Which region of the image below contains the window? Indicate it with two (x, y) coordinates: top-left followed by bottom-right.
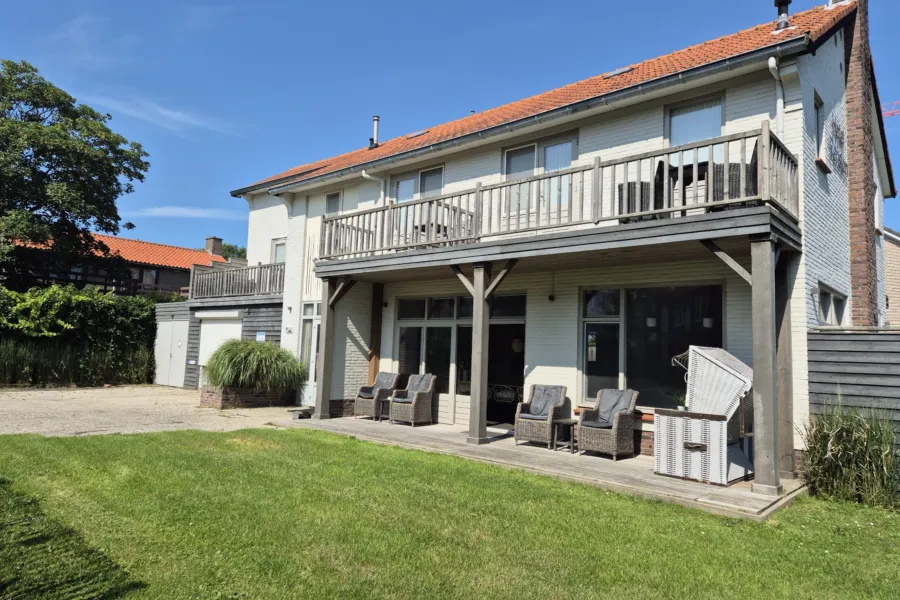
(814, 93), (825, 158)
(397, 298), (427, 320)
(142, 269), (158, 285)
(325, 192), (342, 216)
(419, 167), (443, 198)
(428, 297), (455, 319)
(490, 295), (526, 318)
(818, 285), (846, 326)
(272, 239), (286, 264)
(505, 145), (536, 180)
(668, 98), (723, 147)
(542, 141), (572, 173)
(395, 176), (415, 203)
(581, 289), (622, 403)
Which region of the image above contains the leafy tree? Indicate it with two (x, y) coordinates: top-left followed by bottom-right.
(0, 60), (150, 290)
(220, 242), (246, 260)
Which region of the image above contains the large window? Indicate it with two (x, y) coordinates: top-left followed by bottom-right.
(419, 167), (443, 198)
(668, 98), (723, 147)
(325, 192), (342, 216)
(625, 285), (723, 408)
(505, 145), (536, 180)
(394, 294), (526, 404)
(272, 239), (286, 264)
(581, 289), (622, 401)
(393, 166), (444, 202)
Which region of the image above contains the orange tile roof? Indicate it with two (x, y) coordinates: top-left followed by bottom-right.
(93, 234), (227, 270)
(235, 2), (855, 196)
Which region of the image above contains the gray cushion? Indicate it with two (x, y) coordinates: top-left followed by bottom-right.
(597, 389), (632, 423)
(519, 413), (549, 421)
(392, 396), (412, 404)
(358, 388), (375, 399)
(581, 419), (613, 429)
(407, 374), (432, 393)
(529, 385), (562, 417)
(373, 372), (395, 389)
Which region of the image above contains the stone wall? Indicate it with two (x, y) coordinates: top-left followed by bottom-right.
(201, 386), (294, 409)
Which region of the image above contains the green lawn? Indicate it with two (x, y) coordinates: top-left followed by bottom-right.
(0, 430), (898, 600)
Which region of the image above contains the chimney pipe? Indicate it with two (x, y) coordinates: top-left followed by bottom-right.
(775, 0), (791, 30)
(205, 236), (223, 257)
(370, 115), (380, 149)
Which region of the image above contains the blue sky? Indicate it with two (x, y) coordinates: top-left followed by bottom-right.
(2, 0), (898, 249)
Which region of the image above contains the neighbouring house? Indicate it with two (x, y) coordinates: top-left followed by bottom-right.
(26, 234), (230, 296)
(885, 227), (900, 325)
(179, 1), (893, 498)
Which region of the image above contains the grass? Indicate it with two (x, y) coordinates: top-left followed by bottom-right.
(0, 429), (898, 599)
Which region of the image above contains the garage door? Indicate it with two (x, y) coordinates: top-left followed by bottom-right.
(198, 318), (243, 366)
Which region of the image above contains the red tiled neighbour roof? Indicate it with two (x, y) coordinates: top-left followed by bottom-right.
(234, 2), (857, 196)
(93, 234), (227, 270)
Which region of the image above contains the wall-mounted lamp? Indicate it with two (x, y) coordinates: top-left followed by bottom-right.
(703, 317), (714, 329)
(511, 338), (524, 353)
(646, 317), (657, 328)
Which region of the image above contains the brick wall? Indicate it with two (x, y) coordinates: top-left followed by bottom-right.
(844, 0), (879, 325)
(201, 387), (294, 409)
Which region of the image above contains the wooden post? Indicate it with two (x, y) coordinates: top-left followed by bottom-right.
(759, 120), (771, 202)
(468, 262), (491, 445)
(313, 278), (336, 420)
(368, 283), (384, 385)
(474, 183), (483, 238)
(776, 252), (796, 479)
(751, 239), (782, 496)
(591, 156), (601, 223)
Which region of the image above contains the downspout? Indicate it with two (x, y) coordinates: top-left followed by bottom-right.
(361, 169), (387, 206)
(768, 57), (785, 138)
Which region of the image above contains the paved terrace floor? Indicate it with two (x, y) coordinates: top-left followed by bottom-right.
(282, 416), (805, 522)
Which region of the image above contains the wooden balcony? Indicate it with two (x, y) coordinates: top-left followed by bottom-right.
(189, 263), (285, 300)
(318, 123), (798, 264)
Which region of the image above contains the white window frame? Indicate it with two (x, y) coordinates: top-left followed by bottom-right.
(324, 190), (343, 216)
(271, 238), (287, 264)
(817, 283), (847, 326)
(502, 131), (579, 182)
(390, 165), (445, 203)
(663, 93), (725, 149)
(814, 92), (825, 159)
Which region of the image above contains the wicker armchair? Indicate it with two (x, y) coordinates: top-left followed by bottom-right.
(353, 372), (399, 421)
(389, 374), (436, 427)
(514, 385), (567, 448)
(577, 389), (639, 460)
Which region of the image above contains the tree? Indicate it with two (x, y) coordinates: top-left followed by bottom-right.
(220, 243), (246, 260)
(0, 60), (150, 290)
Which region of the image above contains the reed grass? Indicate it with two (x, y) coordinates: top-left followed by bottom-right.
(204, 339), (307, 392)
(804, 403), (900, 509)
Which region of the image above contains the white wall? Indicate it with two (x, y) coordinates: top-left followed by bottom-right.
(330, 281), (372, 400)
(246, 193), (289, 266)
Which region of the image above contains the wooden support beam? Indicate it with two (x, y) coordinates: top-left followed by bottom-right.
(468, 263), (491, 445)
(329, 277), (356, 308)
(484, 259), (518, 299)
(368, 283), (384, 385)
(700, 240), (752, 286)
(313, 278), (337, 420)
(750, 240), (782, 496)
(451, 265), (475, 296)
(775, 252), (796, 479)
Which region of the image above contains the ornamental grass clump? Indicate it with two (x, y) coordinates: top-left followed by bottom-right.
(204, 339), (307, 392)
(803, 404), (900, 509)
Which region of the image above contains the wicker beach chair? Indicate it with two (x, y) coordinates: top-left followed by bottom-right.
(514, 385), (567, 448)
(353, 372), (399, 421)
(577, 389), (640, 460)
(388, 374), (436, 427)
(655, 346), (754, 485)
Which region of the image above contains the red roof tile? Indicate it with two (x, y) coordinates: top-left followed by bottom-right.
(93, 234), (227, 270)
(236, 2), (855, 195)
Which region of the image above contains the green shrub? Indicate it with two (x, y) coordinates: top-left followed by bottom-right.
(0, 285), (157, 387)
(803, 404), (900, 509)
(205, 339), (307, 392)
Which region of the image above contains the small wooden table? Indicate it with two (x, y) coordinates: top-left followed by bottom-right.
(552, 418), (578, 453)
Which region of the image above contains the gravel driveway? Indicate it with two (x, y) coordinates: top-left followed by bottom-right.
(0, 386), (293, 436)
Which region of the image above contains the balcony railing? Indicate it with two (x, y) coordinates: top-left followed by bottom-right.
(318, 123), (798, 261)
(190, 263), (285, 299)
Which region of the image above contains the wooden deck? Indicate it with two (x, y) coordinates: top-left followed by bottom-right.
(281, 416), (804, 521)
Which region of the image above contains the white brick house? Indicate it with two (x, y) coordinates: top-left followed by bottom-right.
(212, 1), (893, 497)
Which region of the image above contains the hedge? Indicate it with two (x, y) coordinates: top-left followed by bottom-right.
(0, 285), (159, 387)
